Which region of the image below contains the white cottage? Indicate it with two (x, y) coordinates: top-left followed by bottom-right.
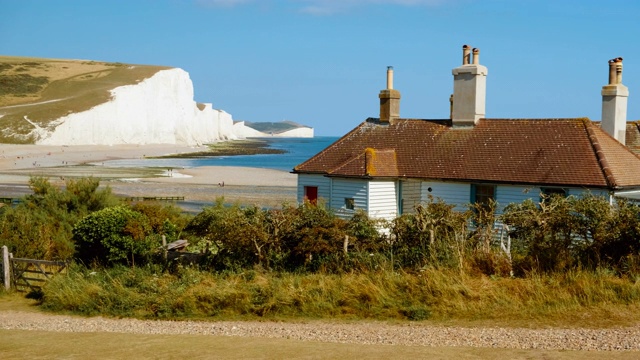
(293, 45), (640, 221)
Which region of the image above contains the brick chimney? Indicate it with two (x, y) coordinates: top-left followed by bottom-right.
(451, 45), (488, 126)
(601, 57), (628, 143)
(379, 66), (401, 123)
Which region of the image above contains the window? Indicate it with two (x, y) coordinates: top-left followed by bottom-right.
(540, 187), (567, 202)
(345, 198), (355, 210)
(471, 184), (496, 209)
(304, 186), (318, 205)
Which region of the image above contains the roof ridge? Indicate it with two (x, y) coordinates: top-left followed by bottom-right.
(582, 118), (617, 188)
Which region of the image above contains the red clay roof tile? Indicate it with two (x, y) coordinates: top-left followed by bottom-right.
(294, 118), (640, 190)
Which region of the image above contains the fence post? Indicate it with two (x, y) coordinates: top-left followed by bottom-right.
(2, 246), (10, 291)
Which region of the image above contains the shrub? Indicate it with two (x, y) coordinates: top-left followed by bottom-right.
(73, 206), (157, 266)
(391, 198), (469, 270)
(0, 177), (118, 260)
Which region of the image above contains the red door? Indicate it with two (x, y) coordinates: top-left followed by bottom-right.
(304, 186), (318, 205)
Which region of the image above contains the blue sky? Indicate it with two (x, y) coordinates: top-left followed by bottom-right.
(2, 0), (639, 136)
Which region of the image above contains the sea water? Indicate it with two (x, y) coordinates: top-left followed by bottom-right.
(100, 137), (340, 172)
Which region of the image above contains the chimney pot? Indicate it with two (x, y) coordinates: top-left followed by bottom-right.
(615, 57), (623, 84)
(608, 59), (616, 85)
(386, 66), (394, 89)
(472, 48), (480, 65)
(462, 45), (471, 65)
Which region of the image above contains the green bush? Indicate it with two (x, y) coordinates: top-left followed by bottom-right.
(73, 206), (158, 266)
(0, 177), (118, 260)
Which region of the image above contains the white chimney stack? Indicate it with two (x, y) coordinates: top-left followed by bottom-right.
(451, 45), (488, 126)
(601, 57), (629, 144)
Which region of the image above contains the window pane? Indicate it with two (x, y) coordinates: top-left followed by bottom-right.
(345, 198), (355, 210)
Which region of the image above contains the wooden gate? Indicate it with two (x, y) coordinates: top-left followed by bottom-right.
(11, 258), (67, 292)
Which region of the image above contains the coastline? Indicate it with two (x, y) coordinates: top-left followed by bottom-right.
(0, 144), (298, 209)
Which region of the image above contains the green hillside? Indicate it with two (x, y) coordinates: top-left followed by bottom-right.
(0, 56), (169, 143)
(244, 120), (310, 134)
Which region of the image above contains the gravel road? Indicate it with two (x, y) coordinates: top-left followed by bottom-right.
(1, 310), (639, 352)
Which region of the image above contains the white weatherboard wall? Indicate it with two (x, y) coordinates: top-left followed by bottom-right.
(368, 180), (398, 220)
(36, 68), (245, 146)
(400, 180), (422, 214)
(422, 181), (470, 212)
(420, 181), (613, 213)
(330, 178), (368, 219)
(297, 174), (331, 204)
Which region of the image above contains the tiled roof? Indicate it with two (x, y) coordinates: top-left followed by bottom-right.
(294, 118), (640, 189)
(625, 122), (640, 154)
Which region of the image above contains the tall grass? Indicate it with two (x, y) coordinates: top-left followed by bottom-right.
(41, 265), (640, 326)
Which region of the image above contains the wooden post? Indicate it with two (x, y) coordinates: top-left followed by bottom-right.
(162, 235), (167, 261)
(343, 235), (349, 254)
(2, 246), (10, 291)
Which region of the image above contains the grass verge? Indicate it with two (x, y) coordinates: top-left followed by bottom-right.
(39, 265), (640, 328)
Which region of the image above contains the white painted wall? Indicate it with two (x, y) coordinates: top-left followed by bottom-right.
(330, 178), (368, 219)
(400, 180), (422, 214)
(421, 181), (470, 212)
(368, 180), (398, 220)
(296, 174), (331, 205)
(296, 174), (615, 222)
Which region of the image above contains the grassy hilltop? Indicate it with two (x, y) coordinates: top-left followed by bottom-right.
(244, 120), (310, 134)
(0, 56), (169, 144)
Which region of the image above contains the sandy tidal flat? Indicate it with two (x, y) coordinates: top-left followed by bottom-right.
(0, 144), (298, 208)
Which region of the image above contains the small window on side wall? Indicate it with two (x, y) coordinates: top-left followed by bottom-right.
(304, 186), (318, 205)
(345, 198), (355, 210)
(471, 184), (496, 209)
(540, 187), (567, 202)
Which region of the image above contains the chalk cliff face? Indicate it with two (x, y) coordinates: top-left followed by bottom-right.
(232, 121), (314, 138)
(37, 68), (241, 146)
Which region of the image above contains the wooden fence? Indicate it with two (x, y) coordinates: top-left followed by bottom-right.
(11, 258), (67, 292)
(2, 246), (67, 292)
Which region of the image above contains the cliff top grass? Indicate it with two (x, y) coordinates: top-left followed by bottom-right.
(244, 120), (311, 134)
(0, 55), (170, 144)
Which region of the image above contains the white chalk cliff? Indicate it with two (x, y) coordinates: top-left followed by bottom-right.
(232, 121), (314, 138)
(36, 68), (247, 146)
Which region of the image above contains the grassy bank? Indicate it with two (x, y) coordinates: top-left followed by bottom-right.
(39, 265), (640, 327)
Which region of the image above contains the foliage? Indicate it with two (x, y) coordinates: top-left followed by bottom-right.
(502, 194), (640, 274)
(0, 73), (48, 95)
(0, 177), (118, 260)
(73, 206), (158, 266)
(391, 198), (470, 271)
(130, 202), (189, 242)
